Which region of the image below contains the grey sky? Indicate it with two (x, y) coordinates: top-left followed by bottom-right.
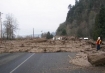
(0, 0), (75, 36)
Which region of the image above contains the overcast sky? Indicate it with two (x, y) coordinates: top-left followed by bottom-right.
(0, 0), (75, 36)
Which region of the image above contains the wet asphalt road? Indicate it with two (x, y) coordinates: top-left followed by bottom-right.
(0, 52), (103, 73)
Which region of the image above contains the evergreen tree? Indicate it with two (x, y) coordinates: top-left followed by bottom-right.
(50, 34), (53, 39)
(61, 29), (67, 36)
(75, 0), (79, 5)
(93, 5), (105, 40)
(68, 4), (72, 9)
(46, 32), (50, 39)
(46, 31), (53, 39)
(77, 27), (83, 37)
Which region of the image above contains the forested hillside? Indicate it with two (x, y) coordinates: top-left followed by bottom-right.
(56, 0), (105, 39)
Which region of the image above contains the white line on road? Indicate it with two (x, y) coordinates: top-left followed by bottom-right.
(68, 55), (72, 59)
(10, 53), (34, 73)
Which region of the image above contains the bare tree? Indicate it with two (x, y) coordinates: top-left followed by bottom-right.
(3, 14), (18, 39)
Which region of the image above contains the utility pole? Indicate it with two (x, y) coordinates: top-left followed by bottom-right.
(0, 12), (3, 41)
(33, 28), (34, 38)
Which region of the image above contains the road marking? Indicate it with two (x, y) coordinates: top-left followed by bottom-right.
(68, 55), (72, 59)
(10, 53), (34, 73)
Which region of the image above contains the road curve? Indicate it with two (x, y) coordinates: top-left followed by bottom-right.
(0, 52), (103, 73)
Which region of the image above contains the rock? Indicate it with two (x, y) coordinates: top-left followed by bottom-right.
(101, 45), (105, 51)
(20, 44), (25, 47)
(87, 52), (105, 66)
(86, 40), (96, 45)
(86, 40), (96, 48)
(102, 42), (105, 45)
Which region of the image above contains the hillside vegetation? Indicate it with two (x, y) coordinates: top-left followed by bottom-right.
(56, 0), (105, 40)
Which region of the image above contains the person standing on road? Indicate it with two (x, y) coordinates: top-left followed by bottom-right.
(96, 37), (101, 51)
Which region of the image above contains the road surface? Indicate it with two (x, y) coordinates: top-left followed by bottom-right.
(0, 52), (103, 73)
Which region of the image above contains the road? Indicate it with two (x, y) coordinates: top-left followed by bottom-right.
(0, 52), (103, 73)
